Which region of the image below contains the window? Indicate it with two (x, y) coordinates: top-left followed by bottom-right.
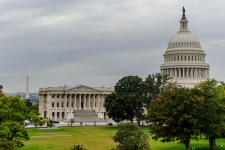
(57, 103), (59, 107)
(52, 103), (54, 107)
(52, 95), (55, 98)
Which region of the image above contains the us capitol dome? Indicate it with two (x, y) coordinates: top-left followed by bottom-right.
(160, 7), (210, 88)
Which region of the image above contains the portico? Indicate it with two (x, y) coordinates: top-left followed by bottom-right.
(39, 85), (114, 120)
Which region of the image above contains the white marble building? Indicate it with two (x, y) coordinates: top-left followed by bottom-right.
(39, 85), (114, 120)
(160, 8), (210, 88)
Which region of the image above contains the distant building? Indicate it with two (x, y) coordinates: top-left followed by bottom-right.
(160, 7), (210, 88)
(39, 84), (114, 120)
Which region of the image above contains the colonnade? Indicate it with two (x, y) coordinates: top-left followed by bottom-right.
(161, 67), (209, 79)
(164, 54), (205, 62)
(50, 93), (106, 110)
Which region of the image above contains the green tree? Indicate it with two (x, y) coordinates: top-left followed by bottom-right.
(104, 93), (128, 124)
(104, 76), (147, 125)
(193, 79), (225, 150)
(145, 73), (171, 107)
(146, 83), (202, 150)
(0, 95), (30, 147)
(24, 99), (44, 127)
(112, 122), (150, 150)
(24, 99), (38, 113)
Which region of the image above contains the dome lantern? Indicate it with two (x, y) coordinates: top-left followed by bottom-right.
(180, 7), (188, 32)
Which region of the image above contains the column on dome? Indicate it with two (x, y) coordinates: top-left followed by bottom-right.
(178, 68), (180, 78)
(175, 68), (177, 78)
(182, 68), (185, 78)
(194, 68), (196, 78)
(205, 68), (207, 79)
(207, 68), (210, 79)
(186, 68), (189, 78)
(178, 68), (181, 78)
(196, 68), (199, 78)
(201, 68), (204, 79)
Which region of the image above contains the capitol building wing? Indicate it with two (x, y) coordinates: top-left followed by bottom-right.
(160, 8), (210, 88)
(39, 85), (114, 121)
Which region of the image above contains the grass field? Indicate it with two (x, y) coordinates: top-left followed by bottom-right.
(16, 126), (225, 150)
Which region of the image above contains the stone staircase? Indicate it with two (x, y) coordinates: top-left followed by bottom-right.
(73, 109), (105, 122)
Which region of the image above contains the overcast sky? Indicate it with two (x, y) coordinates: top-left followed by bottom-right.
(1, 0), (225, 93)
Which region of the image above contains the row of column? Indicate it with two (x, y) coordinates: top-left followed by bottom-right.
(161, 67), (209, 79)
(49, 94), (106, 110)
(164, 55), (205, 62)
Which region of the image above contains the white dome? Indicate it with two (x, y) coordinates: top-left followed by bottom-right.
(160, 7), (210, 88)
(167, 31), (201, 49)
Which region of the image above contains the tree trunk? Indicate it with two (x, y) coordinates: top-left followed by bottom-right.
(185, 142), (190, 150)
(213, 139), (216, 146)
(209, 138), (215, 150)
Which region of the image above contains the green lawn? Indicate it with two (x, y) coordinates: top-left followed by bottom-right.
(17, 126), (225, 150)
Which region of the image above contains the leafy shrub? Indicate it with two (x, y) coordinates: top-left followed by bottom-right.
(0, 140), (15, 150)
(71, 145), (87, 150)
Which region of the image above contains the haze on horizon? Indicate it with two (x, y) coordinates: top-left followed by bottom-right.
(1, 0), (225, 93)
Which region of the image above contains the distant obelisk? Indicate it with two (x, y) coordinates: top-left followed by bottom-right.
(26, 75), (29, 99)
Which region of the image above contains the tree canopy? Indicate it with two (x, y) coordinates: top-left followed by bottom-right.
(145, 73), (171, 107)
(0, 93), (43, 147)
(0, 95), (30, 147)
(112, 122), (150, 150)
(193, 79), (225, 150)
(146, 79), (225, 150)
(104, 75), (147, 125)
(146, 83), (202, 150)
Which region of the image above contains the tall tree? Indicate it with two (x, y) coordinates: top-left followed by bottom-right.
(145, 73), (171, 107)
(112, 122), (150, 150)
(104, 76), (147, 125)
(146, 83), (202, 150)
(193, 79), (225, 150)
(0, 95), (30, 147)
(104, 93), (127, 123)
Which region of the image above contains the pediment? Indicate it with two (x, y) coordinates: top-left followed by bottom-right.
(66, 85), (100, 92)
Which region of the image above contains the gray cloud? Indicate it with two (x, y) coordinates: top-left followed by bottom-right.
(0, 0), (225, 92)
